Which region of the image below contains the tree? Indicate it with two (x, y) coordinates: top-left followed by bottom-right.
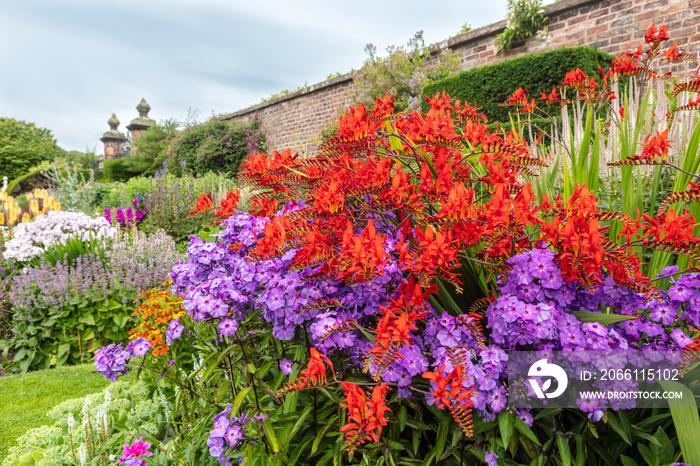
(0, 118), (65, 181)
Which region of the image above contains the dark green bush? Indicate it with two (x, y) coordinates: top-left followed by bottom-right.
(103, 158), (142, 182)
(422, 47), (614, 125)
(169, 117), (265, 177)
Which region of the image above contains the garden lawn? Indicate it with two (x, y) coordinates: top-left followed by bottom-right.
(0, 364), (117, 460)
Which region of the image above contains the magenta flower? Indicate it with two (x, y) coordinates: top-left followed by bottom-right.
(118, 439), (153, 465)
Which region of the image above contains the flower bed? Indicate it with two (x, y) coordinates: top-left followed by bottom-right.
(2, 23), (698, 466)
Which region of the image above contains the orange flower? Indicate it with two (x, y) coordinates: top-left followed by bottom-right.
(190, 193), (213, 215)
(641, 129), (672, 161)
(339, 382), (391, 452)
(215, 189), (240, 220)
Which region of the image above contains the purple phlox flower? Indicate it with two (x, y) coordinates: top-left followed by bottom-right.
(126, 338), (152, 357)
(218, 319), (238, 336)
(95, 343), (132, 381)
(657, 265), (679, 278)
(484, 452), (499, 466)
(671, 328), (694, 348)
(649, 303), (677, 325)
(166, 318), (184, 345)
(207, 435), (225, 458)
(224, 426), (243, 446)
(211, 405), (232, 437)
(279, 359), (294, 375)
(582, 322), (608, 338)
(486, 385), (507, 412)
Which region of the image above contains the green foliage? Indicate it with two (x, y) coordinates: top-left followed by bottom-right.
(31, 234), (107, 268)
(98, 172), (235, 212)
(0, 364), (116, 460)
(353, 31), (459, 112)
(169, 117), (265, 177)
(0, 118), (65, 182)
(459, 23), (473, 34)
(0, 377), (165, 466)
(62, 149), (99, 171)
(5, 161), (52, 195)
(43, 163), (98, 214)
(497, 0), (548, 54)
(103, 158), (142, 183)
(121, 119), (179, 176)
(423, 47), (614, 125)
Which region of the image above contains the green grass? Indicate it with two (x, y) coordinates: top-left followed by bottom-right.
(0, 364), (112, 460)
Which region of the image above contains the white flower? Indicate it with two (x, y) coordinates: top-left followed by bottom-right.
(2, 211), (118, 261)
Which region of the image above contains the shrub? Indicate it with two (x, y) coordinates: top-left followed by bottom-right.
(103, 158), (142, 182)
(497, 0), (548, 54)
(353, 31), (459, 112)
(0, 118), (65, 182)
(122, 119), (179, 176)
(422, 46), (614, 124)
(169, 117), (265, 177)
(43, 163), (99, 214)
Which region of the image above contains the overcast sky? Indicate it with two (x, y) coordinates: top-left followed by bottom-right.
(1, 0), (545, 155)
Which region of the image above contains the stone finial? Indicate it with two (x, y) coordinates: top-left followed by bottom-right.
(101, 113), (127, 143)
(136, 98), (151, 118)
(108, 113), (120, 130)
(127, 98), (155, 132)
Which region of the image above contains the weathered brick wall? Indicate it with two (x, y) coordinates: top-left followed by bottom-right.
(220, 0), (699, 155)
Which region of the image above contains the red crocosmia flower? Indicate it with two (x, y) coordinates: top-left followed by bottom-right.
(190, 193), (213, 215)
(663, 41), (682, 61)
(645, 23), (670, 46)
(249, 197), (279, 218)
(278, 348), (336, 396)
(539, 88), (561, 105)
(313, 176), (346, 215)
(642, 209), (696, 248)
(501, 88), (530, 106)
(425, 90), (453, 112)
(253, 217), (289, 258)
(214, 189), (240, 221)
(619, 106), (625, 120)
(641, 129), (672, 161)
(339, 382), (391, 452)
(336, 220), (387, 283)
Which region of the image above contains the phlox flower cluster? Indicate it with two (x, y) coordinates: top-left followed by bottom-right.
(482, 243), (691, 418)
(2, 210), (117, 261)
(647, 267), (700, 327)
(94, 338), (151, 381)
(207, 405), (267, 464)
(170, 205), (404, 364)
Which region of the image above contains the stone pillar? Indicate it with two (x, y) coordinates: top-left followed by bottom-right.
(126, 98), (155, 152)
(100, 114), (127, 166)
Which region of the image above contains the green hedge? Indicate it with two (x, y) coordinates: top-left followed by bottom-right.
(422, 47), (614, 124)
(103, 158), (142, 182)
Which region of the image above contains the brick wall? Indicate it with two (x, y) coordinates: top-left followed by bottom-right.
(220, 0), (700, 155)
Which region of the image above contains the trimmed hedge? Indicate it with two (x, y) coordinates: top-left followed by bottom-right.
(422, 47), (614, 124)
(103, 158), (143, 182)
